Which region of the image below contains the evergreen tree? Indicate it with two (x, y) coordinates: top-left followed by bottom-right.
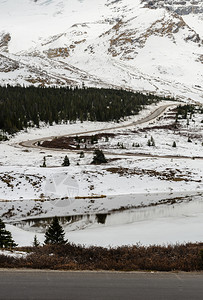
(41, 156), (46, 168)
(151, 136), (155, 146)
(0, 86), (167, 134)
(33, 235), (40, 247)
(172, 141), (177, 147)
(62, 155), (70, 166)
(148, 137), (155, 147)
(0, 219), (17, 248)
(44, 216), (67, 245)
(92, 149), (107, 164)
(80, 151), (85, 158)
(187, 118), (190, 126)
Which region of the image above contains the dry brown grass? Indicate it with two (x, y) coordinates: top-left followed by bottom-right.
(0, 243), (203, 271)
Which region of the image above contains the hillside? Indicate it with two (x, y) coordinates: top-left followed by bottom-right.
(0, 0), (202, 102)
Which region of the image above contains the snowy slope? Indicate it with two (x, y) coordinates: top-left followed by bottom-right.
(0, 0), (202, 101)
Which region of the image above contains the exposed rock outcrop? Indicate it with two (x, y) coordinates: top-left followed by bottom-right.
(142, 0), (203, 15)
(0, 33), (11, 52)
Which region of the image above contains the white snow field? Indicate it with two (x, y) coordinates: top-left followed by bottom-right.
(0, 0), (202, 101)
(1, 101), (203, 247)
(0, 0), (203, 247)
(6, 196), (203, 247)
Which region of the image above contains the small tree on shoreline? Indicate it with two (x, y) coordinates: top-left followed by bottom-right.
(33, 235), (40, 247)
(44, 216), (67, 245)
(0, 219), (17, 248)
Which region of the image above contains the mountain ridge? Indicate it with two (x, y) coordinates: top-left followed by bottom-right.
(0, 0), (202, 102)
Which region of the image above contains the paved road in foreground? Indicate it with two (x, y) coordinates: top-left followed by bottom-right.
(0, 270), (203, 300)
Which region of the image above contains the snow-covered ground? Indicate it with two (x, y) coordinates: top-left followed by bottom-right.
(67, 211), (203, 247)
(0, 1), (203, 248)
(0, 248), (28, 258)
(7, 195), (203, 247)
(1, 101), (203, 246)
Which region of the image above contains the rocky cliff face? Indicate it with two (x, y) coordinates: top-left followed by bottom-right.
(142, 0), (203, 15)
(0, 33), (11, 52)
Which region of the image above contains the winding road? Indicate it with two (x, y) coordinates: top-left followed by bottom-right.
(19, 103), (175, 151)
(19, 102), (203, 160)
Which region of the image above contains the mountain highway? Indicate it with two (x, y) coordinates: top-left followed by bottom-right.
(0, 270), (202, 300)
(19, 103), (176, 151)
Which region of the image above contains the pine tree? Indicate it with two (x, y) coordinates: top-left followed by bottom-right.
(172, 141), (177, 147)
(44, 216), (67, 245)
(0, 85), (164, 134)
(33, 235), (40, 247)
(151, 136), (155, 146)
(62, 155), (70, 166)
(80, 151), (85, 158)
(0, 219), (17, 248)
(92, 149), (107, 164)
(41, 156), (46, 168)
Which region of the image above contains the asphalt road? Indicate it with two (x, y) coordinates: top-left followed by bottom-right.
(19, 103), (175, 151)
(19, 102), (203, 160)
(0, 270), (203, 300)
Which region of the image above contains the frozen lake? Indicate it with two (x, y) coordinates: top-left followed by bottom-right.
(7, 194), (203, 247)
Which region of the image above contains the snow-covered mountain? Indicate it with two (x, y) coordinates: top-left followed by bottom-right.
(0, 0), (202, 101)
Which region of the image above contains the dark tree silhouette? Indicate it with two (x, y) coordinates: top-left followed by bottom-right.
(0, 86), (169, 134)
(62, 155), (70, 166)
(0, 219), (17, 248)
(33, 235), (40, 247)
(44, 216), (67, 245)
(92, 149), (107, 164)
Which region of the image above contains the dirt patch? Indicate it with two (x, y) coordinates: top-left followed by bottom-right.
(41, 133), (115, 150)
(106, 167), (201, 182)
(135, 123), (178, 132)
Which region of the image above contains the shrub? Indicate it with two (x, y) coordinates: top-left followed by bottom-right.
(0, 243), (203, 271)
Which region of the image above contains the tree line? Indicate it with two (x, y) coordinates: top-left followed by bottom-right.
(0, 85), (173, 134)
